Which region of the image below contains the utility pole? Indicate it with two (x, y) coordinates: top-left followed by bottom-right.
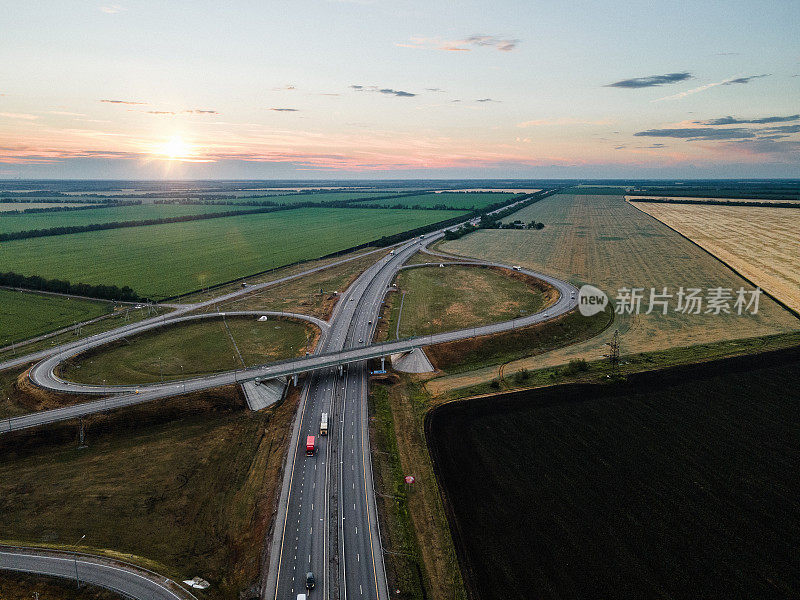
(73, 534), (86, 588)
(78, 417), (87, 449)
(604, 329), (620, 375)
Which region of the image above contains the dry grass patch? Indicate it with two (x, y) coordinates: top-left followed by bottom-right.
(0, 572), (121, 600)
(0, 384), (301, 599)
(179, 247), (381, 305)
(625, 195), (800, 204)
(629, 201), (800, 313)
(433, 194), (798, 394)
(384, 265), (554, 339)
(192, 250), (385, 319)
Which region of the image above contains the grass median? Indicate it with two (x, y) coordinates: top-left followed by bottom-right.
(58, 316), (315, 385)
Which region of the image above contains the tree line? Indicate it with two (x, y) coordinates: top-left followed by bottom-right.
(630, 198), (800, 209)
(443, 190), (560, 239)
(0, 202), (138, 216)
(0, 204), (297, 242)
(0, 271), (140, 302)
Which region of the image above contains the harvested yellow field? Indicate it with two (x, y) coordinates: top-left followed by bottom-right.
(625, 195), (799, 204)
(629, 202), (800, 313)
(428, 194), (799, 395)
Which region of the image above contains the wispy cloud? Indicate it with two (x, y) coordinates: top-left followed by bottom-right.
(651, 76), (741, 102)
(518, 117), (612, 127)
(634, 127), (757, 140)
(143, 108), (218, 116)
(98, 5), (126, 14)
(605, 72), (692, 88)
(475, 98), (500, 103)
(350, 85), (416, 97)
(397, 34), (520, 52)
(0, 112), (39, 120)
(724, 138), (800, 156)
(100, 99), (146, 105)
(272, 85), (297, 91)
(460, 35), (519, 52)
(269, 108), (299, 112)
(764, 124), (800, 134)
(697, 114), (800, 125)
(47, 111), (86, 116)
(723, 74), (770, 85)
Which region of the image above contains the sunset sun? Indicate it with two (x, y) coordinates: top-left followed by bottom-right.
(159, 136), (191, 160)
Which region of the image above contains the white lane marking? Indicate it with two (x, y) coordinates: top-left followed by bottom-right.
(0, 553), (184, 600)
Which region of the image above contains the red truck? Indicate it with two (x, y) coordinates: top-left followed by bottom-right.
(306, 435), (316, 456)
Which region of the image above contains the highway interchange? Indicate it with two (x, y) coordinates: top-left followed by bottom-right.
(0, 217), (580, 600)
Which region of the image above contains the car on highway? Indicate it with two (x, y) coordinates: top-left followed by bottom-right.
(306, 572), (315, 590)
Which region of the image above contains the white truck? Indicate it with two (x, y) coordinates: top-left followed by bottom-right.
(320, 412), (328, 436)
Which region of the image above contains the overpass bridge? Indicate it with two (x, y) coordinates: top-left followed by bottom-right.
(2, 263), (578, 434)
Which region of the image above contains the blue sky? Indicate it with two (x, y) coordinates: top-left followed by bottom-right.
(1, 0), (799, 178)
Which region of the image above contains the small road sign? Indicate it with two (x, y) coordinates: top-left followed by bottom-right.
(404, 475), (415, 485)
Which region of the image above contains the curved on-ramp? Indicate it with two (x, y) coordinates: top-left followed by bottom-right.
(2, 255), (579, 434)
(0, 546), (197, 600)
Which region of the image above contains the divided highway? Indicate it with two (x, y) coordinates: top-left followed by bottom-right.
(1, 238), (579, 434)
(263, 235), (424, 600)
(0, 209), (580, 600)
(1, 248), (578, 434)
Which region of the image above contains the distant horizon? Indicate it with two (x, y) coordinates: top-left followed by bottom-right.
(1, 177), (799, 183)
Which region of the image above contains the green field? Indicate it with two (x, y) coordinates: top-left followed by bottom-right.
(0, 204), (257, 235)
(233, 191), (398, 204)
(60, 316), (313, 384)
(211, 250), (386, 319)
(428, 347), (800, 600)
(0, 202), (96, 212)
(0, 288), (111, 345)
(369, 192), (516, 210)
(385, 265), (550, 338)
(0, 207), (464, 298)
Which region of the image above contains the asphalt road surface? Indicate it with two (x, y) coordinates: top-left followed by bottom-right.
(0, 193), (576, 600)
(0, 547), (196, 600)
(1, 236), (578, 435)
